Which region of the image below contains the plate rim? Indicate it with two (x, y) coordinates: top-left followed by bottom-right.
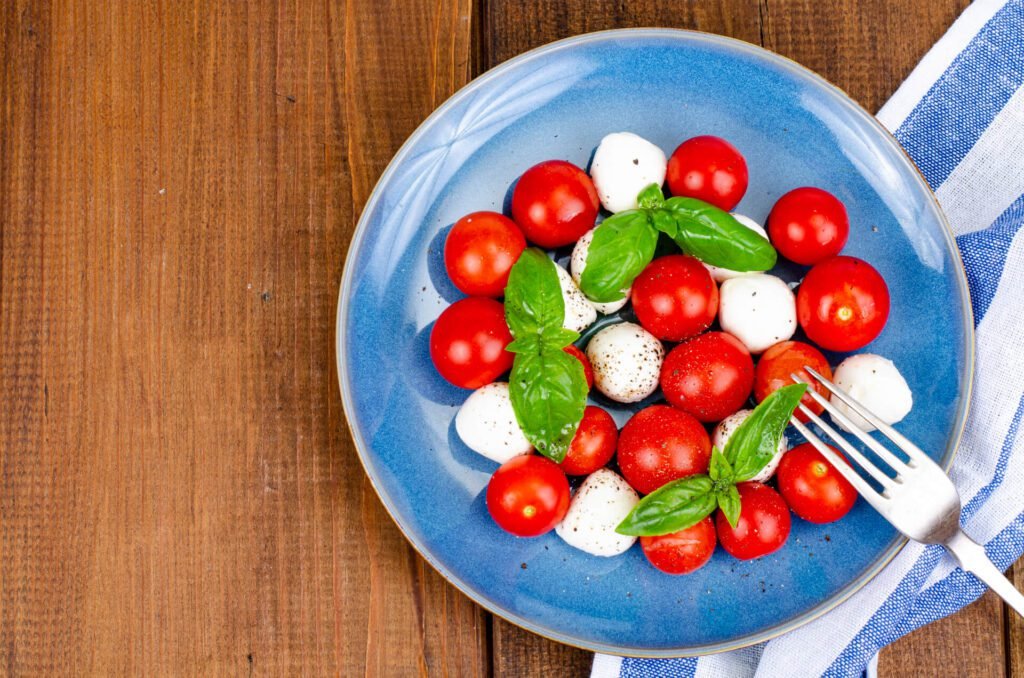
(335, 27), (976, 658)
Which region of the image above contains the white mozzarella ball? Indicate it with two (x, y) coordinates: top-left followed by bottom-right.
(590, 132), (668, 213)
(555, 263), (597, 333)
(712, 409), (788, 483)
(705, 214), (771, 282)
(556, 469), (639, 556)
(718, 274), (797, 354)
(585, 322), (663, 403)
(455, 383), (532, 463)
(831, 354), (913, 433)
(570, 228), (630, 314)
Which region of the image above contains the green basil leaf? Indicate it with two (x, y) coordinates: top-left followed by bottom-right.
(508, 348), (588, 463)
(662, 196), (777, 271)
(505, 335), (540, 355)
(717, 483), (742, 529)
(726, 383), (808, 481)
(708, 446), (735, 484)
(504, 248), (565, 340)
(578, 210), (658, 303)
(540, 326), (579, 350)
(615, 475), (717, 537)
(649, 209), (678, 238)
(637, 183), (665, 210)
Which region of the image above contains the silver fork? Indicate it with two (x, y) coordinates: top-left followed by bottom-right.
(787, 367), (1024, 617)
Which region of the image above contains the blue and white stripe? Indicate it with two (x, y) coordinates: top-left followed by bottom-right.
(595, 1), (1024, 675)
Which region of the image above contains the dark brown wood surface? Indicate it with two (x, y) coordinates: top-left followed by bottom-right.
(0, 0), (1015, 676)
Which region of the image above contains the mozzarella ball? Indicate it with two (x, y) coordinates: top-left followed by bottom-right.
(831, 354), (913, 433)
(590, 132), (668, 213)
(585, 322), (663, 403)
(455, 383), (531, 463)
(556, 468), (639, 556)
(570, 227), (630, 314)
(705, 214), (771, 282)
(718, 274), (797, 353)
(712, 409), (788, 483)
(555, 262), (597, 333)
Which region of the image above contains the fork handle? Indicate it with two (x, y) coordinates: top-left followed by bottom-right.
(943, 529), (1024, 618)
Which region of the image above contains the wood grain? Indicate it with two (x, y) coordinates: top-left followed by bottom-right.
(0, 0), (484, 675)
(0, 0), (1018, 676)
(877, 591), (1006, 678)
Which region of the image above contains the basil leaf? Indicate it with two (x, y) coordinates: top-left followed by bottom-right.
(717, 483), (742, 529)
(708, 446), (735, 484)
(508, 349), (588, 463)
(504, 248), (565, 340)
(615, 474), (717, 537)
(540, 326), (579, 350)
(662, 196), (777, 271)
(637, 183), (665, 210)
(726, 383), (808, 481)
(578, 210), (658, 303)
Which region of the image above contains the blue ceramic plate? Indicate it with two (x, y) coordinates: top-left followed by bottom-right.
(336, 29), (973, 656)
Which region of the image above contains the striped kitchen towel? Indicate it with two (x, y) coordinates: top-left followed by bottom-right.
(593, 0), (1024, 675)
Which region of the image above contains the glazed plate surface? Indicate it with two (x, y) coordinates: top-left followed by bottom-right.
(336, 29), (972, 656)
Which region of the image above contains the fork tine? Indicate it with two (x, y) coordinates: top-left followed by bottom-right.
(791, 372), (910, 475)
(796, 402), (899, 491)
(789, 416), (884, 501)
(804, 366), (929, 467)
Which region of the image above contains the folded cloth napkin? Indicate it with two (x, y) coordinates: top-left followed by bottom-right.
(593, 1), (1024, 675)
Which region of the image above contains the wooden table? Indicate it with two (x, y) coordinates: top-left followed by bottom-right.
(2, 0), (1021, 675)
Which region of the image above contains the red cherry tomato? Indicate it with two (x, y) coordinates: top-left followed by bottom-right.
(767, 188), (849, 265)
(560, 406), (618, 476)
(716, 482), (791, 560)
(796, 256), (890, 351)
(511, 160), (599, 248)
(430, 297), (513, 389)
(754, 341), (833, 422)
(444, 211), (526, 297)
(617, 405), (711, 495)
(666, 136), (749, 211)
(660, 331), (754, 423)
(563, 344), (594, 388)
(486, 455), (570, 537)
(777, 443), (857, 524)
(640, 516), (717, 575)
(632, 255), (719, 341)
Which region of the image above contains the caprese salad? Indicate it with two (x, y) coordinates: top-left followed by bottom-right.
(430, 132), (913, 574)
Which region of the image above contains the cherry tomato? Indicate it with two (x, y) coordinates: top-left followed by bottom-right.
(486, 455), (570, 537)
(777, 443), (857, 523)
(666, 136), (749, 211)
(767, 187), (849, 265)
(660, 331), (754, 422)
(511, 160), (599, 248)
(716, 482), (791, 560)
(796, 256), (890, 351)
(560, 406), (618, 476)
(754, 341), (833, 422)
(563, 344), (594, 388)
(430, 297), (514, 389)
(640, 516), (717, 575)
(617, 405), (711, 495)
(632, 255), (719, 341)
(444, 211), (526, 297)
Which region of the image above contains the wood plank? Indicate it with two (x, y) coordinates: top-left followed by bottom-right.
(483, 0), (762, 69)
(0, 0), (484, 675)
(1010, 564), (1024, 675)
(479, 2), (762, 674)
(761, 0), (970, 113)
(878, 591), (1006, 678)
